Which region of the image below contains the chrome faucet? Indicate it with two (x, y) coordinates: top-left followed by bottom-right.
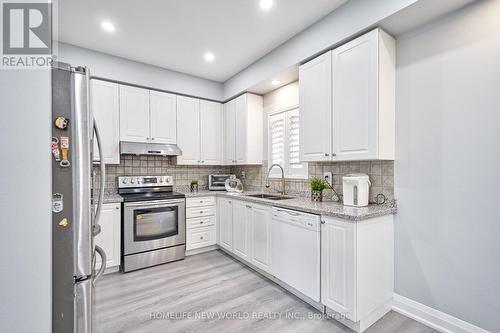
(265, 164), (286, 195)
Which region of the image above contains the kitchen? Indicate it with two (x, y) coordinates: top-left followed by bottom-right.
(1, 0), (499, 333)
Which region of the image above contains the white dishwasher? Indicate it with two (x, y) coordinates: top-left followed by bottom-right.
(272, 207), (321, 302)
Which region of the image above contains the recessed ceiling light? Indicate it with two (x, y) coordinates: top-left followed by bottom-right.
(260, 0), (273, 11)
(204, 52), (215, 62)
(101, 21), (115, 32)
(271, 80), (281, 86)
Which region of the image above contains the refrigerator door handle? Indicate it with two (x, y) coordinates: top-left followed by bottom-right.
(93, 120), (106, 236)
(93, 245), (107, 286)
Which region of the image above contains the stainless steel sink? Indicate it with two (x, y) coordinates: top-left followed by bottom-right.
(245, 194), (294, 200)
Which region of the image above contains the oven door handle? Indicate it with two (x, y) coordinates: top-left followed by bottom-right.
(124, 200), (185, 208)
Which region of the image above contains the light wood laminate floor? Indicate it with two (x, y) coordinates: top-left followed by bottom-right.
(95, 250), (436, 333)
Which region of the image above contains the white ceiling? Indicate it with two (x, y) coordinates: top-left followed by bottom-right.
(57, 0), (347, 82)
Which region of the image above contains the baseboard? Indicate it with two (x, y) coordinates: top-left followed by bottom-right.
(185, 245), (219, 256)
(392, 294), (490, 333)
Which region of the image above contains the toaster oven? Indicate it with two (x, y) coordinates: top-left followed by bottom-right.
(208, 174), (235, 191)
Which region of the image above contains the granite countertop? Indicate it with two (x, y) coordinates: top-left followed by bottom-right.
(93, 190), (124, 204)
(184, 190), (396, 222)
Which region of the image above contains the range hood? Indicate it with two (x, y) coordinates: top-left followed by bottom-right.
(120, 141), (182, 156)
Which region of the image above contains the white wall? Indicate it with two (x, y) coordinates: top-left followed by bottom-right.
(58, 43), (224, 101)
(0, 70), (52, 332)
(223, 0), (417, 99)
(395, 0), (500, 331)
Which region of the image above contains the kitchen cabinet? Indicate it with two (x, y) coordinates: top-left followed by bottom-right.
(150, 91), (177, 144)
(321, 214), (394, 332)
(217, 197), (233, 252)
(299, 28), (395, 162)
(119, 85), (178, 144)
(223, 93), (263, 165)
(94, 203), (121, 271)
(186, 196), (217, 252)
(219, 199), (272, 273)
(224, 100), (236, 164)
(177, 98), (223, 165)
(91, 79), (120, 164)
(177, 96), (201, 164)
(232, 200), (252, 262)
(200, 100), (223, 164)
(119, 85), (150, 143)
(299, 51), (332, 162)
(249, 203), (272, 273)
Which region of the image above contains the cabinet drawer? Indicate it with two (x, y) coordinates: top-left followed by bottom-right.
(186, 226), (216, 250)
(187, 216), (215, 229)
(187, 196), (216, 207)
(187, 205), (215, 218)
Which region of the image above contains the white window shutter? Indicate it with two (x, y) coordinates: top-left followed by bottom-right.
(268, 108), (307, 179)
(269, 112), (286, 170)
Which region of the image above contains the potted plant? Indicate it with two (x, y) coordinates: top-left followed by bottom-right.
(190, 179), (199, 193)
(309, 177), (328, 202)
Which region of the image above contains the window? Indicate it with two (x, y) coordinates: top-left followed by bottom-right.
(268, 108), (307, 179)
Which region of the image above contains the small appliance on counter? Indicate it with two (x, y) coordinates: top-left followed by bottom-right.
(343, 174), (371, 207)
(225, 176), (244, 193)
(209, 174), (236, 191)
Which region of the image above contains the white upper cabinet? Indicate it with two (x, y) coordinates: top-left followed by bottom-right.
(176, 96), (201, 164)
(119, 86), (178, 145)
(91, 80), (120, 164)
(177, 97), (223, 165)
(200, 100), (223, 165)
(119, 85), (150, 143)
(299, 51), (333, 162)
(299, 28), (395, 162)
(150, 91), (177, 144)
(224, 100), (236, 164)
(223, 93), (263, 165)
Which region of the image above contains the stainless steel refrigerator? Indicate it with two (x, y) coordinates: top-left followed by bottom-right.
(51, 62), (106, 333)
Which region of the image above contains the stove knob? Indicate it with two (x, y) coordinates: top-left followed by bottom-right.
(159, 178), (164, 183)
(121, 178), (128, 184)
(130, 178), (135, 184)
(137, 178), (143, 184)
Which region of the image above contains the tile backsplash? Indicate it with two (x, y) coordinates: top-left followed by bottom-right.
(95, 156), (394, 202)
(232, 160), (394, 202)
(93, 155), (230, 191)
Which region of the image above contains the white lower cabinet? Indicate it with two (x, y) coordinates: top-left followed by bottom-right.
(217, 199), (272, 274)
(249, 204), (272, 273)
(186, 197), (217, 251)
(321, 215), (394, 332)
(94, 203), (121, 271)
(217, 197), (233, 252)
(232, 201), (252, 262)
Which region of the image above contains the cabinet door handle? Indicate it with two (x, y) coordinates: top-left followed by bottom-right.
(332, 153), (336, 157)
(246, 205), (252, 209)
(324, 153), (329, 156)
(199, 211), (204, 214)
(200, 236), (204, 240)
(321, 220), (325, 224)
(151, 138), (155, 141)
(199, 221), (204, 224)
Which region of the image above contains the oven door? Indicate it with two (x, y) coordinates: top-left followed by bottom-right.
(123, 199), (186, 255)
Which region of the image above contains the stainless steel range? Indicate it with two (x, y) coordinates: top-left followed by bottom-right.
(118, 175), (186, 272)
